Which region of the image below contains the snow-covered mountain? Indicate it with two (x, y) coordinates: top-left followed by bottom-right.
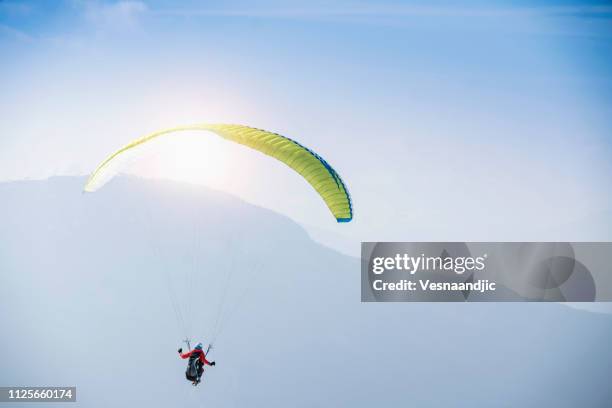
(1, 176), (610, 407)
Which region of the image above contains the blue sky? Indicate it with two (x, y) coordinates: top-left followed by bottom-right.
(1, 0), (611, 252)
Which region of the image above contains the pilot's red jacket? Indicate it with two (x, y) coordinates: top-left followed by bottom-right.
(180, 349), (212, 365)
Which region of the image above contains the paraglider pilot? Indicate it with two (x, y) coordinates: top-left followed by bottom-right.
(178, 343), (215, 385)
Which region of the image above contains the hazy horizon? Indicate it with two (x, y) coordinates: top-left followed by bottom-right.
(1, 175), (611, 407)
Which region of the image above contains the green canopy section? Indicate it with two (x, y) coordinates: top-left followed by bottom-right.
(84, 124), (353, 222)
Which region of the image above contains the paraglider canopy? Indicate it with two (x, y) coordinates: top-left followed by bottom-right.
(84, 123), (353, 222)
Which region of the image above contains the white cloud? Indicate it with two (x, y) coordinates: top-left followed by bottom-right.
(81, 0), (148, 29)
(152, 3), (612, 20)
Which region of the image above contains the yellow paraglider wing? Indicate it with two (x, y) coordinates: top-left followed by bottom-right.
(84, 124), (353, 222)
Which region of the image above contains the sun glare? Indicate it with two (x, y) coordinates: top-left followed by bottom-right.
(129, 131), (237, 191)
